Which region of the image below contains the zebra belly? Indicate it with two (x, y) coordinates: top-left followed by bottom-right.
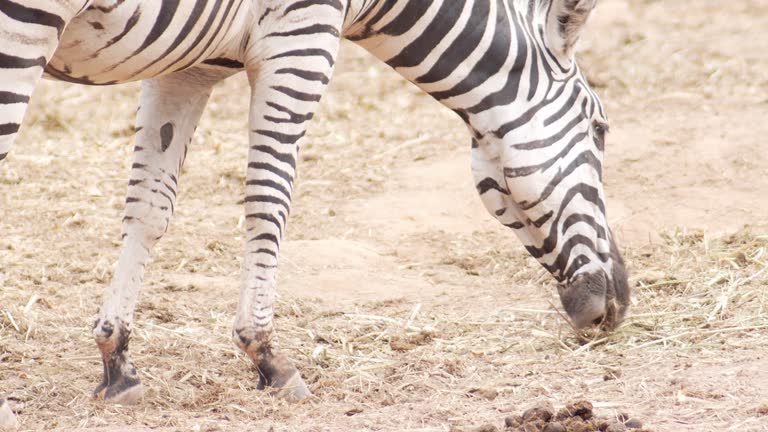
(45, 0), (248, 85)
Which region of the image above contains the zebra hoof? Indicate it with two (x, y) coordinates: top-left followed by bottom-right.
(248, 347), (312, 402)
(93, 344), (144, 405)
(94, 380), (144, 405)
(93, 318), (143, 404)
(234, 328), (312, 402)
(0, 399), (18, 431)
(269, 372), (312, 402)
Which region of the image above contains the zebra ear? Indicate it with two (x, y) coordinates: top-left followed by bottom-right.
(546, 0), (597, 61)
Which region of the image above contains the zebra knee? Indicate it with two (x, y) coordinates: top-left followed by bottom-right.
(119, 203), (172, 247)
(121, 219), (166, 244)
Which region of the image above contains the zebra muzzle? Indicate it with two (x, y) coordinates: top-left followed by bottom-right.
(558, 271), (614, 330)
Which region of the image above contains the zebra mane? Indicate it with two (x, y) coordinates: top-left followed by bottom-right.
(530, 0), (597, 60)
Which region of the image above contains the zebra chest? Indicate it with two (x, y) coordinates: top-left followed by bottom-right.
(44, 0), (249, 85)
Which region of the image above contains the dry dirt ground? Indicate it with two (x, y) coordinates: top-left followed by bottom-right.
(2, 0), (768, 431)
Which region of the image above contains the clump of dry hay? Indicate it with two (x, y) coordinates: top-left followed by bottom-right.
(2, 225), (767, 430)
(623, 227), (768, 352)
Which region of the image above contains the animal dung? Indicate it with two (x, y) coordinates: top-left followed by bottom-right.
(453, 400), (652, 432)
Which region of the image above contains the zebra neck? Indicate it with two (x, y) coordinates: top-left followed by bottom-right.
(348, 1), (507, 109)
(343, 0), (389, 35)
(346, 1), (580, 132)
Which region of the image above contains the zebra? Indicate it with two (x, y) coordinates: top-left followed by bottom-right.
(0, 0), (630, 421)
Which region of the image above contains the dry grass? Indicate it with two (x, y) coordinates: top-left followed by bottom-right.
(2, 222), (767, 431)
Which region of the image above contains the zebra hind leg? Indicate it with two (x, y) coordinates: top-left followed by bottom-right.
(232, 9), (343, 401)
(0, 0), (87, 424)
(92, 69), (222, 403)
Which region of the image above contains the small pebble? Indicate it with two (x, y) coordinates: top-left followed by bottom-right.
(468, 388), (498, 401)
(344, 407), (362, 416)
(624, 418), (643, 429)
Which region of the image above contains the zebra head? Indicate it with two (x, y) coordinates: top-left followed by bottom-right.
(469, 0), (630, 330)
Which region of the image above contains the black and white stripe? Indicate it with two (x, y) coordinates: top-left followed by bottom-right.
(0, 0), (629, 414)
(348, 1), (626, 300)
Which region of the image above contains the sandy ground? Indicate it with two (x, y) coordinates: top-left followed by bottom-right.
(1, 0), (768, 431)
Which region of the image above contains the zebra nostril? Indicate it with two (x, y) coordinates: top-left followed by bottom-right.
(591, 315), (605, 327)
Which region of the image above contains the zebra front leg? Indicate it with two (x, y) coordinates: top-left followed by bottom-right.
(233, 17), (342, 401)
(92, 69), (219, 403)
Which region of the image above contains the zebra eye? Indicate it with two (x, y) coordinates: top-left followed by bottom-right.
(592, 121), (608, 150)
